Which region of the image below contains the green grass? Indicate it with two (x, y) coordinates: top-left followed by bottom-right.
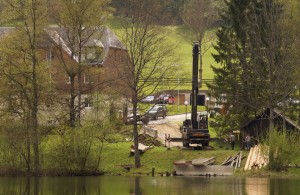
(106, 16), (219, 90)
(100, 141), (249, 175)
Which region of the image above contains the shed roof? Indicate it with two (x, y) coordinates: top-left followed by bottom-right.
(240, 108), (300, 136)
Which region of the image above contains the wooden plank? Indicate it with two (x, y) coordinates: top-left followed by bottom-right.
(221, 156), (232, 166)
(252, 145), (259, 169)
(234, 153), (239, 169)
(192, 157), (216, 166)
(238, 151), (242, 168)
(244, 146), (254, 171)
(173, 159), (188, 165)
(229, 152), (240, 167)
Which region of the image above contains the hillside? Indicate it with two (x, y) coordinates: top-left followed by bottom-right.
(106, 16), (218, 90)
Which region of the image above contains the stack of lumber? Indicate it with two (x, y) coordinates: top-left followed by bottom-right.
(244, 145), (268, 171)
(221, 152), (243, 169)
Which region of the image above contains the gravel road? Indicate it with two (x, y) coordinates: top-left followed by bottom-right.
(144, 114), (190, 147)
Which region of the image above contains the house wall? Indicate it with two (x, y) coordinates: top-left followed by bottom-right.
(97, 47), (132, 98)
(42, 46), (131, 98)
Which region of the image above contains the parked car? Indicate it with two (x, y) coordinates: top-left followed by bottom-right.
(141, 95), (155, 103)
(145, 104), (167, 120)
(126, 109), (149, 125)
(167, 95), (175, 104)
(157, 94), (165, 104)
(157, 94), (175, 104)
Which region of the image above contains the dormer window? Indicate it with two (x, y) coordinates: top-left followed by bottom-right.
(82, 39), (103, 64)
(84, 72), (93, 84)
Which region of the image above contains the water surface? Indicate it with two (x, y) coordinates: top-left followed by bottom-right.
(0, 176), (299, 195)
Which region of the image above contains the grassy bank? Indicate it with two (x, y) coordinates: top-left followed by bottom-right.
(100, 141), (248, 176)
(100, 141), (300, 177)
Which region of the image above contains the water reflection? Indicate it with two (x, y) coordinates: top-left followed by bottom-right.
(131, 176), (143, 195)
(0, 176), (300, 194)
(245, 177), (269, 195)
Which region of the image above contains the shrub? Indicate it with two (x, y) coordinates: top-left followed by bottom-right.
(266, 129), (299, 171)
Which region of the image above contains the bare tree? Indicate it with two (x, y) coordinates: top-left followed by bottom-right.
(48, 0), (112, 127)
(0, 0), (50, 174)
(181, 0), (217, 88)
(118, 0), (177, 168)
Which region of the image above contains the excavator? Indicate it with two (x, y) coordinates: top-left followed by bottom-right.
(170, 42), (210, 147)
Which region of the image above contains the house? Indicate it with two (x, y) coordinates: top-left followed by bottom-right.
(0, 26), (132, 125)
(44, 26), (131, 99)
(0, 26), (131, 100)
(240, 108), (300, 138)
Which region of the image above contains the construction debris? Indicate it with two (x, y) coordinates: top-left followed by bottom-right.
(130, 143), (154, 155)
(244, 145), (268, 171)
(221, 151), (244, 169)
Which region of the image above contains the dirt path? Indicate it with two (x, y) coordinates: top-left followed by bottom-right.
(146, 123), (183, 147)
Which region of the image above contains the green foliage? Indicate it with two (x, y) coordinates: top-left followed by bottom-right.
(209, 0), (297, 132)
(209, 114), (240, 138)
(266, 130), (300, 171)
(0, 117), (31, 174)
(41, 113), (131, 175)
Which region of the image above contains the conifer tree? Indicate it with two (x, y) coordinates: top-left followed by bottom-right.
(209, 0), (296, 133)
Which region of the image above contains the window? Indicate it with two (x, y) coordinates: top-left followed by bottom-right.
(84, 98), (93, 108)
(65, 75), (71, 84)
(84, 72), (93, 84)
(46, 49), (55, 65)
(47, 120), (56, 125)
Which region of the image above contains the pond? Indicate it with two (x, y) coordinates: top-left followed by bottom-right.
(0, 176), (299, 195)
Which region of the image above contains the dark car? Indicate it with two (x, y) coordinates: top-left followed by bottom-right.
(145, 105), (167, 120)
(126, 109), (149, 125)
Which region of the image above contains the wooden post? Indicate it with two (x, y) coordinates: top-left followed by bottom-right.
(165, 134), (167, 146)
(168, 134), (171, 149)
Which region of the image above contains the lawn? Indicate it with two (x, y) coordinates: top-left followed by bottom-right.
(100, 141), (248, 175)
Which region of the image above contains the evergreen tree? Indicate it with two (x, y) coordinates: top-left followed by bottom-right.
(209, 0), (296, 134)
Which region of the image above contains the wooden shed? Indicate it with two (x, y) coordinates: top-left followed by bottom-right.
(240, 108), (300, 138)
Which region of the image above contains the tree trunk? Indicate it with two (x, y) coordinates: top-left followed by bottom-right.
(77, 70), (82, 125)
(26, 120), (31, 173)
(269, 108), (274, 132)
(70, 76), (76, 127)
(133, 101), (141, 168)
(32, 32), (40, 174)
(32, 75), (40, 174)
